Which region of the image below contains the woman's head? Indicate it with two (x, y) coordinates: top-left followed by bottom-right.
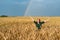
(39, 19), (40, 22)
(37, 19), (41, 24)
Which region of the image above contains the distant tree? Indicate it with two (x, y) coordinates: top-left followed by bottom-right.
(0, 15), (8, 17)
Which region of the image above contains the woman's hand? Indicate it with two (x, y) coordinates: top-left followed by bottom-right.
(44, 19), (49, 22)
(29, 16), (34, 21)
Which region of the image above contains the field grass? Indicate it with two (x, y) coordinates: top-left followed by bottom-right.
(0, 17), (60, 40)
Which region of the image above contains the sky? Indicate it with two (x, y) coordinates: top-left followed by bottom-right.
(0, 0), (29, 16)
(0, 0), (60, 16)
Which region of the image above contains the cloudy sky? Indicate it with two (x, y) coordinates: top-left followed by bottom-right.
(0, 0), (60, 16)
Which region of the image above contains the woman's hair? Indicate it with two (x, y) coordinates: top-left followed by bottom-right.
(39, 19), (40, 22)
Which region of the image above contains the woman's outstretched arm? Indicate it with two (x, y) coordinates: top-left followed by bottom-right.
(41, 19), (49, 24)
(30, 16), (37, 24)
(44, 18), (49, 23)
(30, 16), (34, 21)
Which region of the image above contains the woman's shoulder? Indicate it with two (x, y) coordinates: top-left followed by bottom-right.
(34, 21), (37, 23)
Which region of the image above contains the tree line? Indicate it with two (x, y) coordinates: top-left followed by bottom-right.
(0, 15), (8, 17)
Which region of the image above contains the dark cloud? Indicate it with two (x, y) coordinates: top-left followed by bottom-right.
(26, 0), (60, 16)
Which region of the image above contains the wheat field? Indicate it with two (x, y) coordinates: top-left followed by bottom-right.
(0, 16), (60, 40)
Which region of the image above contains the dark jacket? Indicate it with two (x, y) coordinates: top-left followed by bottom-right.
(34, 21), (45, 29)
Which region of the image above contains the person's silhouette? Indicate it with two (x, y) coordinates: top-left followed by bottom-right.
(30, 16), (49, 29)
(34, 19), (45, 29)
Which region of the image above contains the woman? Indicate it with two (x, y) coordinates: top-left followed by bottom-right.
(30, 16), (49, 29)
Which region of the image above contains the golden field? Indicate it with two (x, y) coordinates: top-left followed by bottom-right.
(0, 16), (60, 40)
